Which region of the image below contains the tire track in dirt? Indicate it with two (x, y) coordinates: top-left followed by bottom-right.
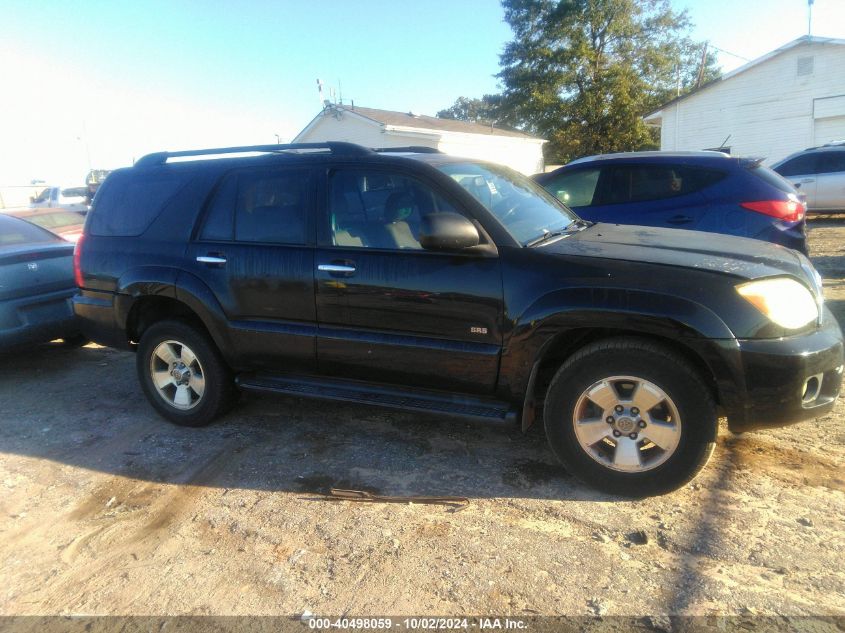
(11, 435), (257, 613)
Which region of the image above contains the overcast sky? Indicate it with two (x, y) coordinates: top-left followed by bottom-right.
(0, 0), (842, 184)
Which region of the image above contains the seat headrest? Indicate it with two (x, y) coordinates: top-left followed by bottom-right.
(384, 191), (416, 223)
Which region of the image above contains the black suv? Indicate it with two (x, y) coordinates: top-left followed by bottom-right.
(73, 143), (844, 496)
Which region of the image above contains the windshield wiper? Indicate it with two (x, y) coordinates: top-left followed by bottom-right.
(525, 220), (591, 247)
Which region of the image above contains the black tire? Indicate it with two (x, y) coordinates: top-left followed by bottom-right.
(543, 337), (717, 497)
(136, 319), (236, 427)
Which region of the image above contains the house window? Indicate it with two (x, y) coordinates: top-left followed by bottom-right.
(797, 56), (814, 77)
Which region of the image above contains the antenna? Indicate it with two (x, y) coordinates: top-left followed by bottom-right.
(317, 78), (324, 106)
(808, 0), (814, 36)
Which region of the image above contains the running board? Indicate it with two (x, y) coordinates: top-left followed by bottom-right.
(236, 373), (518, 426)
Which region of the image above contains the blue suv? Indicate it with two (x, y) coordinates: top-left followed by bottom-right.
(535, 151), (807, 254)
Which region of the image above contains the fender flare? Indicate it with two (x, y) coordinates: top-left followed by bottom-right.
(113, 267), (237, 365)
(502, 287), (738, 418)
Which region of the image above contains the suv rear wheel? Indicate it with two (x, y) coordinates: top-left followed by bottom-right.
(137, 320), (236, 427)
(544, 337), (717, 496)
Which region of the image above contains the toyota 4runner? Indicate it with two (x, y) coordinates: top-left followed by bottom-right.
(73, 143), (844, 496)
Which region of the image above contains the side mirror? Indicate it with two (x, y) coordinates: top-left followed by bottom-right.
(419, 212), (480, 251)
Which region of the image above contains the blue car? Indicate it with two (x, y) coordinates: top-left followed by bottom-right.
(534, 151), (807, 253)
(0, 214), (80, 351)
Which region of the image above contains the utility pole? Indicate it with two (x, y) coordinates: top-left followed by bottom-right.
(696, 43), (709, 88)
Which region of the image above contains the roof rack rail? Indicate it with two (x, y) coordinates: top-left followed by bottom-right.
(134, 142), (372, 167)
(373, 146), (442, 154)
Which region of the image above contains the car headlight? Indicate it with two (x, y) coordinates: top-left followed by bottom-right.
(736, 277), (818, 329)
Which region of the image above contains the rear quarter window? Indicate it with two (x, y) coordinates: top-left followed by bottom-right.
(749, 165), (796, 194)
(88, 172), (187, 236)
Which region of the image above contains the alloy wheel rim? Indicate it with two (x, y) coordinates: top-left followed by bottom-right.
(149, 340), (206, 410)
(572, 375), (682, 473)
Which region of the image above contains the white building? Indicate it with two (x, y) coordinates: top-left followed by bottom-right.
(294, 104), (547, 175)
(644, 36), (845, 164)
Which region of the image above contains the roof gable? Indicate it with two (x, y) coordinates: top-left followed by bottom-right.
(299, 104), (542, 141)
(645, 35), (845, 119)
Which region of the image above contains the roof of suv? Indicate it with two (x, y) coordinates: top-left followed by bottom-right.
(566, 151), (731, 167)
(131, 142), (472, 170)
(121, 143), (495, 185)
(795, 142), (845, 153)
(770, 142), (845, 168)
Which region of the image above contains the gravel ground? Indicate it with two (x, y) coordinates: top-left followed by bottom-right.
(1, 220), (844, 618)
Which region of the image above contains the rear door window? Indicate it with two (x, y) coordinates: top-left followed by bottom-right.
(817, 152), (845, 175)
(591, 165), (724, 205)
(234, 169), (310, 245)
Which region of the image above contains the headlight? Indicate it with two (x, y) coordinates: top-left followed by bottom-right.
(736, 277), (818, 329)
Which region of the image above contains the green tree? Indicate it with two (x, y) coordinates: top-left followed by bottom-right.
(494, 0), (719, 163)
(437, 95), (503, 124)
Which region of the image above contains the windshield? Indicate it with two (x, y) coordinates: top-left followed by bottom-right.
(437, 162), (579, 245)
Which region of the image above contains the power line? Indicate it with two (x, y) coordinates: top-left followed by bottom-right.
(707, 44), (751, 62)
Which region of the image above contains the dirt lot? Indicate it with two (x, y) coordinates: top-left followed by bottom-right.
(2, 221), (845, 619)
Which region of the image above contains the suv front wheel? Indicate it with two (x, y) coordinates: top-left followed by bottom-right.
(544, 338), (717, 496)
(137, 319), (237, 426)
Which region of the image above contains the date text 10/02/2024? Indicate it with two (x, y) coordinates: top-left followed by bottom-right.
(306, 618), (529, 630)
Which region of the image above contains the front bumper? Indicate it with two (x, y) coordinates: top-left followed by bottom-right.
(726, 307), (843, 432)
(0, 287), (79, 351)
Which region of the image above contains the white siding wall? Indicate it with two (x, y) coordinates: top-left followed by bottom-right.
(295, 110), (546, 175)
(659, 41), (845, 163)
(814, 116), (845, 145)
(435, 135), (545, 175)
(295, 112), (421, 148)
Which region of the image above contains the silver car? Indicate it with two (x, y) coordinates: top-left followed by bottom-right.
(772, 142), (845, 213)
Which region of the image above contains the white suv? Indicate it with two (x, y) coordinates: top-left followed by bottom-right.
(772, 142), (845, 213)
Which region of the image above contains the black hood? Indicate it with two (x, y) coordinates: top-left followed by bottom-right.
(538, 223), (808, 282)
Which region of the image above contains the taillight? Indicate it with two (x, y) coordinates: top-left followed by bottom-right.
(73, 234), (84, 287)
(740, 199), (805, 222)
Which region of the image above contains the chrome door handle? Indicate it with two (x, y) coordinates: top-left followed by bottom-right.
(318, 263), (356, 273)
(800, 178), (815, 183)
(196, 255), (227, 264)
